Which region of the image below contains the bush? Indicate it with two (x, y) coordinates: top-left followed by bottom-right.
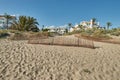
(73, 30), (83, 34)
(92, 29), (111, 39)
(8, 30), (20, 33)
(28, 32), (49, 40)
(85, 29), (94, 35)
(81, 31), (91, 37)
(10, 32), (29, 40)
(110, 31), (120, 36)
(0, 30), (10, 38)
(80, 29), (111, 40)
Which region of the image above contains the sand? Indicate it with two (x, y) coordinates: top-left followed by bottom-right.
(0, 39), (120, 80)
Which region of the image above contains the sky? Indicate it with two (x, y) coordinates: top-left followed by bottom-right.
(0, 0), (120, 28)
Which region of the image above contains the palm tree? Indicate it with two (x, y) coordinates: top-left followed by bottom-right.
(4, 13), (16, 29)
(91, 18), (97, 25)
(10, 20), (19, 30)
(18, 16), (27, 31)
(26, 16), (39, 31)
(11, 16), (39, 32)
(65, 28), (68, 33)
(42, 25), (45, 31)
(106, 22), (112, 30)
(68, 23), (72, 32)
(92, 18), (96, 22)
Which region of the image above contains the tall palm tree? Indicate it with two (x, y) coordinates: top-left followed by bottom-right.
(4, 13), (16, 29)
(68, 23), (72, 32)
(42, 25), (45, 31)
(18, 16), (27, 31)
(91, 18), (97, 25)
(92, 18), (96, 22)
(106, 22), (112, 30)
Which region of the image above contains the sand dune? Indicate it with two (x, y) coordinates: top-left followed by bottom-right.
(0, 39), (120, 80)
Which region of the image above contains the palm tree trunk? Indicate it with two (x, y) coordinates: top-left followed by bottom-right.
(6, 20), (8, 29)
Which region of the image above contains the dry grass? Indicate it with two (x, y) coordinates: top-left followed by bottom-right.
(75, 34), (120, 45)
(9, 32), (49, 40)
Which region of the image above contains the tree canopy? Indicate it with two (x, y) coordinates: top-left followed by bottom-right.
(106, 22), (112, 30)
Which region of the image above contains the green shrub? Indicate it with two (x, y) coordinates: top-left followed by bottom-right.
(92, 29), (111, 39)
(81, 31), (91, 37)
(73, 30), (83, 34)
(8, 30), (20, 33)
(64, 32), (73, 35)
(0, 30), (8, 33)
(80, 29), (111, 40)
(85, 29), (94, 35)
(0, 30), (10, 38)
(10, 32), (28, 40)
(110, 31), (120, 36)
(28, 32), (49, 39)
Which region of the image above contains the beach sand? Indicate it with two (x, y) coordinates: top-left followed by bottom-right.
(0, 39), (120, 80)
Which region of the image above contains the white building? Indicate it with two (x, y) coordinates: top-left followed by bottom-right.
(80, 19), (100, 28)
(69, 27), (74, 32)
(47, 27), (66, 35)
(69, 19), (100, 32)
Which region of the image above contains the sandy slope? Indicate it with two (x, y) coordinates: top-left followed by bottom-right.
(0, 39), (120, 80)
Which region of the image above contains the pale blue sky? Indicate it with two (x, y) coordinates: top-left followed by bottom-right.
(0, 0), (120, 28)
